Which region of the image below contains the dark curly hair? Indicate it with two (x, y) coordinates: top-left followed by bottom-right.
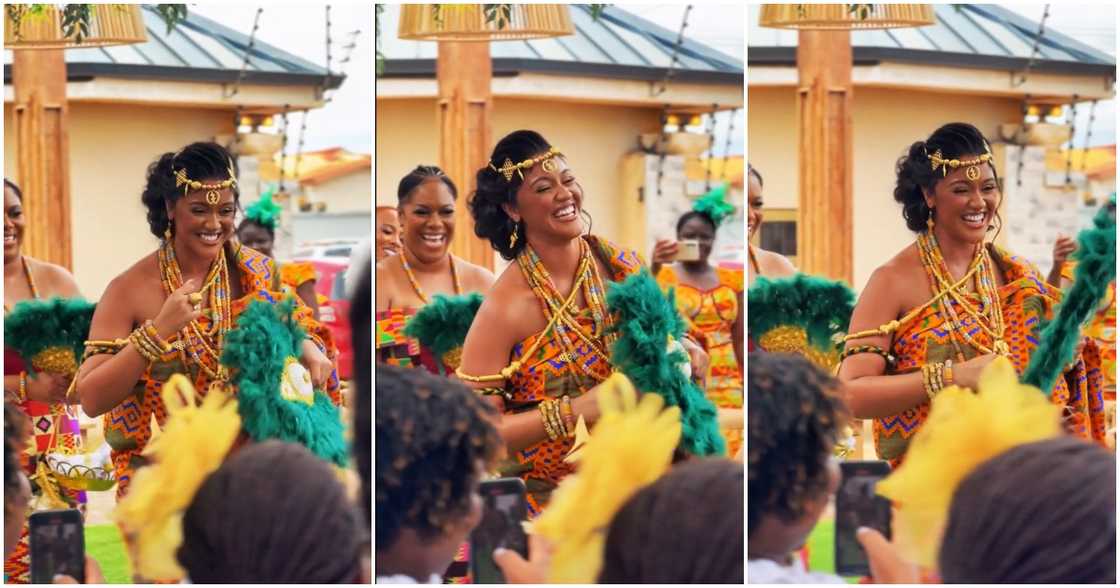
(600, 459), (744, 583)
(676, 211), (717, 235)
(894, 122), (1001, 232)
(468, 130), (554, 260)
(747, 352), (847, 538)
(939, 437), (1116, 584)
(4, 178), (21, 201)
(236, 218), (274, 241)
(141, 142), (240, 239)
(398, 165), (458, 205)
(178, 440), (362, 583)
(375, 364), (501, 549)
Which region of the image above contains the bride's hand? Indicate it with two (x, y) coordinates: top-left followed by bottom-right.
(300, 340), (333, 389)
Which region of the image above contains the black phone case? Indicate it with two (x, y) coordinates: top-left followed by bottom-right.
(469, 478), (529, 584)
(834, 461), (892, 578)
(28, 509), (85, 584)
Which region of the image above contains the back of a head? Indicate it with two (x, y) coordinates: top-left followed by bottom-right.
(178, 441), (361, 583)
(939, 436), (1116, 584)
(747, 352), (847, 538)
(599, 459), (744, 583)
(375, 364), (500, 550)
(350, 266), (372, 532)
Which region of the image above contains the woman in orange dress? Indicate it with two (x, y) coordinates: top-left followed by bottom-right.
(75, 143), (339, 499)
(375, 166), (494, 375)
(457, 130), (709, 515)
(651, 193), (744, 456)
(839, 123), (1106, 467)
(3, 179), (86, 584)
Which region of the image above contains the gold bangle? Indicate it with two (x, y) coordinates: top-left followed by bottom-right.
(18, 371), (27, 403)
(559, 396), (575, 437)
(944, 360), (954, 387)
(539, 400), (559, 441)
(549, 399), (566, 439)
(129, 328), (162, 363)
(456, 365), (513, 384)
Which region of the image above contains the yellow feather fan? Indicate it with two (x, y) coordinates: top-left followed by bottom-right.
(875, 356), (1063, 569)
(114, 376), (241, 581)
(531, 372), (682, 583)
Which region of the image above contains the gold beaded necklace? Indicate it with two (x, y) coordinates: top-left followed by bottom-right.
(158, 239), (233, 380)
(4, 256), (39, 313)
(516, 238), (614, 382)
(399, 250), (460, 304)
(916, 230), (1008, 356)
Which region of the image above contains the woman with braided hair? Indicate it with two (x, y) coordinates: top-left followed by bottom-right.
(236, 192), (320, 319)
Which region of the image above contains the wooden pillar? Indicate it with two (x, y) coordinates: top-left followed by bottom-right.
(437, 41), (494, 271)
(796, 31), (853, 284)
(12, 49), (72, 270)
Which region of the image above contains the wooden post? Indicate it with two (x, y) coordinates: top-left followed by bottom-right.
(796, 30), (853, 284)
(12, 49), (73, 270)
(437, 41), (494, 271)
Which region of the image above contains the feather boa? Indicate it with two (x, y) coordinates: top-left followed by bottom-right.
(402, 292), (484, 359)
(747, 273), (855, 352)
(3, 297), (95, 373)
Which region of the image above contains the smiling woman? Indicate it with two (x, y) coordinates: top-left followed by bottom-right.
(74, 142), (342, 499)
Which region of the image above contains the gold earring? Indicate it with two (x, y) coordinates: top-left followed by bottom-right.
(926, 208), (935, 231)
(164, 222), (173, 241)
(509, 222), (519, 249)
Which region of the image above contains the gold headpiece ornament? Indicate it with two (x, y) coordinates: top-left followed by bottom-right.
(928, 146), (993, 181)
(488, 146), (563, 182)
(174, 158), (238, 205)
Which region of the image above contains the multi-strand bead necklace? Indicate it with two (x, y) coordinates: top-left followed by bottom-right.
(399, 251), (460, 304)
(158, 239), (232, 381)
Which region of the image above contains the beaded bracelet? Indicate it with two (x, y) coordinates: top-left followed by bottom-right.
(539, 400), (560, 441)
(944, 359), (954, 387)
(559, 395), (575, 437)
(477, 387), (512, 402)
(840, 344), (896, 368)
(17, 371), (27, 403)
(546, 399), (566, 441)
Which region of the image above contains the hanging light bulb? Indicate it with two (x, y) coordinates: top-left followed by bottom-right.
(1027, 105), (1041, 117)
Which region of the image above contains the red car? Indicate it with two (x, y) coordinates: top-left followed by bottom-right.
(296, 258), (353, 381)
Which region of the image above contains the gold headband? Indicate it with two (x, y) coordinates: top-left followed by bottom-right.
(928, 147), (994, 181)
(488, 147), (563, 182)
(174, 158), (238, 205)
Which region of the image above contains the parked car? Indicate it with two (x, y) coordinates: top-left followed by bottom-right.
(292, 257), (353, 381)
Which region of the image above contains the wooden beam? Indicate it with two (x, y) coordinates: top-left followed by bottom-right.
(12, 49), (72, 270)
(796, 30), (853, 284)
(437, 41), (494, 271)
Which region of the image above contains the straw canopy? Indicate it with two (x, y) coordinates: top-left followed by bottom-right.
(758, 4), (935, 31)
(5, 4), (147, 49)
(398, 4), (574, 42)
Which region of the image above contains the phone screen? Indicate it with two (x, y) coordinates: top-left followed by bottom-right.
(29, 509), (85, 584)
(834, 461), (891, 578)
(469, 478), (528, 584)
(674, 240), (701, 262)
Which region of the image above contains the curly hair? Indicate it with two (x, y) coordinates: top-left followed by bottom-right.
(4, 178), (22, 201)
(178, 440), (362, 583)
(894, 122), (1001, 232)
(747, 163), (763, 187)
(747, 352), (847, 538)
(468, 130), (554, 260)
(939, 437), (1116, 583)
(600, 459), (744, 583)
(398, 165), (458, 205)
(375, 364), (501, 549)
(141, 142), (240, 239)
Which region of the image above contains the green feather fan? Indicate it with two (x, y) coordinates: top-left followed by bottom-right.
(1023, 197), (1117, 394)
(403, 292), (484, 359)
(747, 273), (856, 353)
(606, 270), (726, 457)
(4, 297), (96, 375)
(221, 297), (348, 466)
(692, 183), (735, 226)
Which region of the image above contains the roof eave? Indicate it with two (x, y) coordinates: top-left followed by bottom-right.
(3, 63), (346, 89)
(381, 58), (743, 85)
(747, 46), (1116, 78)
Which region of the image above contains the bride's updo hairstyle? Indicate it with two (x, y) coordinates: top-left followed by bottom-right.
(468, 130), (554, 260)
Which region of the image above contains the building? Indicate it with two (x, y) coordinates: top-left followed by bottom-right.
(377, 4), (743, 263)
(4, 5), (343, 297)
(748, 4), (1115, 290)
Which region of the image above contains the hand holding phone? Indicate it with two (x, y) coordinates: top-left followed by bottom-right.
(29, 509), (85, 584)
(674, 240), (701, 262)
(469, 478), (529, 584)
(834, 461), (892, 578)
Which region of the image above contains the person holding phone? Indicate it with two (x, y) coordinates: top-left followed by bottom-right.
(76, 142), (339, 500)
(376, 365), (502, 583)
(651, 187), (744, 456)
(839, 123), (1107, 467)
(745, 165), (797, 287)
(457, 130), (709, 515)
(3, 179), (88, 584)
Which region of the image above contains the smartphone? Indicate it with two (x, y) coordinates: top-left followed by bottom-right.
(674, 239), (701, 262)
(29, 509), (85, 584)
(834, 460), (892, 578)
(469, 478), (529, 584)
